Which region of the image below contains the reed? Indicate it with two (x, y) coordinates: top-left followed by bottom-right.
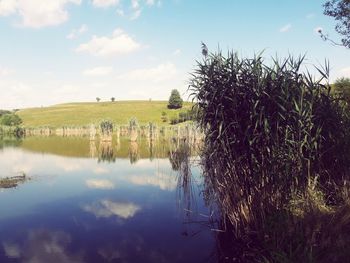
(189, 50), (350, 261)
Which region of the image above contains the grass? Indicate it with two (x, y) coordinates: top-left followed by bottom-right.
(18, 100), (193, 128)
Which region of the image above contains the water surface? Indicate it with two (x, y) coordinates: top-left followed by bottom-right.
(0, 137), (215, 263)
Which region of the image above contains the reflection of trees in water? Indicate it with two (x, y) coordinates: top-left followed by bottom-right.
(174, 141), (350, 262)
(98, 141), (116, 163)
(89, 140), (97, 158)
(147, 138), (155, 161)
(129, 142), (139, 164)
(0, 137), (22, 149)
(170, 141), (193, 215)
(170, 141), (201, 239)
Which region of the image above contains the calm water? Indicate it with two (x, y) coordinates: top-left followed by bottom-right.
(0, 137), (216, 263)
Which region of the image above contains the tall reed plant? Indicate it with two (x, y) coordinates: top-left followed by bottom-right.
(189, 51), (350, 234)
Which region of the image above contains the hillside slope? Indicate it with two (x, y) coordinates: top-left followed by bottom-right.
(18, 101), (193, 127)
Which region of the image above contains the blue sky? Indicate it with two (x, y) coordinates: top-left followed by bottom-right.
(0, 0), (349, 109)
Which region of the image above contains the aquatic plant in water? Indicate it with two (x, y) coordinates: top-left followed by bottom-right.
(189, 50), (350, 261)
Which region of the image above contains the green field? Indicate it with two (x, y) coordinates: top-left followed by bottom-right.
(17, 101), (193, 128)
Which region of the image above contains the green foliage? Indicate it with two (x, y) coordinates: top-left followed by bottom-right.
(0, 110), (11, 117)
(169, 109), (196, 125)
(334, 77), (350, 102)
(189, 50), (350, 237)
(170, 116), (179, 125)
(111, 97), (115, 102)
(168, 89), (183, 109)
(1, 114), (22, 126)
(323, 0), (350, 48)
(96, 97), (101, 102)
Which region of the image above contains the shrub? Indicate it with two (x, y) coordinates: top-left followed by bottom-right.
(1, 114), (22, 126)
(334, 77), (350, 102)
(0, 110), (11, 117)
(189, 51), (350, 233)
(168, 89), (183, 109)
(170, 116), (179, 125)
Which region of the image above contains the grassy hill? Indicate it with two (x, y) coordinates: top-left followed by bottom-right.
(18, 101), (193, 128)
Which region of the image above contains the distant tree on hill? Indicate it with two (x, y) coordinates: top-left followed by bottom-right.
(167, 89), (183, 109)
(96, 97), (101, 102)
(111, 97), (115, 102)
(334, 77), (350, 102)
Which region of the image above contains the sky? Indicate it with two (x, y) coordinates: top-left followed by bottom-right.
(0, 0), (350, 109)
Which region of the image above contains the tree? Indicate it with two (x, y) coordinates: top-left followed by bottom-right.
(321, 0), (350, 48)
(111, 97), (115, 102)
(0, 110), (11, 117)
(1, 114), (22, 126)
(96, 97), (101, 102)
(167, 89), (183, 109)
(334, 77), (350, 101)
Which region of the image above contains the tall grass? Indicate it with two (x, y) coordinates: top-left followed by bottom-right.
(189, 50), (350, 261)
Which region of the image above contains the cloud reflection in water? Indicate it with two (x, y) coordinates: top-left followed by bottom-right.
(82, 200), (141, 219)
(2, 229), (83, 263)
(129, 172), (177, 191)
(85, 179), (115, 189)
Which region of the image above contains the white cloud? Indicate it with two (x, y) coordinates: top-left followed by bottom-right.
(113, 0), (161, 20)
(83, 200), (141, 219)
(66, 24), (88, 39)
(306, 13), (315, 19)
(0, 0), (17, 16)
(92, 0), (120, 8)
(0, 67), (12, 76)
(76, 28), (142, 57)
(83, 66), (113, 76)
(131, 0), (139, 9)
(145, 0), (155, 5)
(172, 49), (181, 56)
(279, 23), (292, 33)
(340, 67), (350, 77)
(116, 63), (177, 83)
(116, 8), (124, 16)
(130, 8), (141, 20)
(145, 0), (161, 6)
(85, 179), (115, 189)
(0, 0), (82, 28)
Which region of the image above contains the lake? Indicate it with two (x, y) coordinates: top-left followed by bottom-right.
(0, 136), (217, 263)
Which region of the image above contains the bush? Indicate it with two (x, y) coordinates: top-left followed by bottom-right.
(334, 77), (350, 102)
(0, 110), (11, 117)
(167, 89), (183, 109)
(170, 116), (179, 125)
(189, 51), (350, 232)
(1, 114), (22, 126)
